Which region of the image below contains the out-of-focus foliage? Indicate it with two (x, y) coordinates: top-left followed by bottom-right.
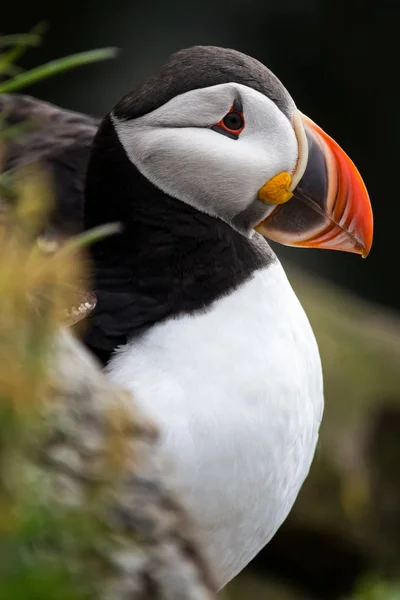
(0, 31), (120, 600)
(0, 161), (99, 600)
(0, 24), (117, 93)
(352, 578), (400, 600)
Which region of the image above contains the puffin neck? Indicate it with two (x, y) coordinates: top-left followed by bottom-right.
(83, 115), (273, 356)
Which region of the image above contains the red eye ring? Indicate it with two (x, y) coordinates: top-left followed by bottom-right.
(212, 102), (245, 139)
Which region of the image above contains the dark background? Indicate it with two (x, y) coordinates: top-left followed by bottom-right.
(2, 0), (397, 310)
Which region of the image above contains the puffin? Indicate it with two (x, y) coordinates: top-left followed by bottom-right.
(0, 46), (373, 589)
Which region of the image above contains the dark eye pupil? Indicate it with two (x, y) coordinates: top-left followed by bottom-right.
(222, 112), (243, 131)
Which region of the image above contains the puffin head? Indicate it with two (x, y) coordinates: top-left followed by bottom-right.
(87, 45), (373, 257)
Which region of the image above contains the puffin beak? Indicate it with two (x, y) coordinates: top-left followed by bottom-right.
(255, 111), (373, 257)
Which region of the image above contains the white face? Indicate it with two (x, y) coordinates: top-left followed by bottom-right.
(112, 82), (299, 233)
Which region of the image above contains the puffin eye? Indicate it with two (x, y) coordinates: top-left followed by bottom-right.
(211, 100), (245, 140)
(222, 112), (244, 131)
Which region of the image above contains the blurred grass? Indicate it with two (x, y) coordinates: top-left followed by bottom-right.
(0, 23), (117, 92)
(353, 579), (400, 600)
(0, 47), (118, 94)
(0, 28), (123, 600)
(0, 164), (97, 599)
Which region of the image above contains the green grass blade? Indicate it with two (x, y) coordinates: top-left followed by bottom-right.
(0, 47), (118, 93)
(0, 63), (23, 77)
(0, 33), (42, 49)
(0, 23), (47, 75)
(56, 223), (122, 256)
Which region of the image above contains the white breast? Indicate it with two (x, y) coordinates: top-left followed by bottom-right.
(106, 259), (324, 588)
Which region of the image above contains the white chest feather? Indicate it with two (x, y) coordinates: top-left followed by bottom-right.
(106, 260), (323, 588)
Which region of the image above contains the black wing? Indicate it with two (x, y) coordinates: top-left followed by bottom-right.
(0, 94), (102, 344)
(0, 93), (99, 237)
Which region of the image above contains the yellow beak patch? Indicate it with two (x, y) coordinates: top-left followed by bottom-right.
(257, 172), (293, 205)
